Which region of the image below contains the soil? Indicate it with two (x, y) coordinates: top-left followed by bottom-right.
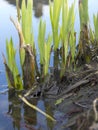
(55, 61), (98, 130)
(24, 61), (98, 130)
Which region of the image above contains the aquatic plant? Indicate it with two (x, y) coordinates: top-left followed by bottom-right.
(79, 0), (89, 28)
(16, 0), (20, 21)
(49, 0), (62, 50)
(93, 14), (98, 42)
(38, 19), (46, 65)
(60, 0), (75, 65)
(6, 0), (35, 89)
(44, 35), (52, 75)
(4, 38), (23, 90)
(5, 0), (98, 91)
(38, 19), (52, 76)
(77, 0), (91, 63)
(18, 0), (35, 88)
(20, 0), (34, 66)
(21, 0), (34, 46)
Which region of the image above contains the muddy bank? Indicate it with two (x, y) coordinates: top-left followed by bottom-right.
(22, 61), (98, 130)
(3, 61), (98, 130)
(54, 62), (98, 130)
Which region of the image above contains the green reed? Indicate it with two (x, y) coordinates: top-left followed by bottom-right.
(20, 0), (34, 66)
(5, 38), (23, 90)
(49, 0), (62, 50)
(5, 0), (98, 90)
(60, 0), (75, 64)
(77, 0), (91, 63)
(38, 19), (46, 65)
(44, 35), (52, 75)
(4, 0), (35, 89)
(38, 19), (52, 76)
(93, 14), (98, 42)
(79, 0), (89, 28)
(21, 0), (34, 45)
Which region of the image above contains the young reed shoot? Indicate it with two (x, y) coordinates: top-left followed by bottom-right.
(38, 19), (46, 64)
(93, 14), (98, 42)
(44, 35), (52, 75)
(49, 0), (62, 50)
(21, 0), (34, 46)
(79, 0), (89, 28)
(60, 0), (75, 65)
(38, 19), (52, 76)
(6, 38), (23, 90)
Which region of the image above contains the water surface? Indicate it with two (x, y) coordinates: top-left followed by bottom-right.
(0, 0), (98, 129)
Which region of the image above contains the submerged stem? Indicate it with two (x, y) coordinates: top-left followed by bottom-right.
(19, 95), (56, 122)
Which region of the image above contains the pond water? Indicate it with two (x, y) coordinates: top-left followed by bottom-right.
(0, 0), (98, 129)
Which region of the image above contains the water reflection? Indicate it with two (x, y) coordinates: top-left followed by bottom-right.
(8, 89), (22, 130)
(5, 0), (53, 18)
(34, 2), (43, 17)
(23, 99), (37, 126)
(6, 0), (51, 6)
(7, 89), (55, 130)
(0, 0), (98, 129)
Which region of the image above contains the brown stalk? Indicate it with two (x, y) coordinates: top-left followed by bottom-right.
(10, 16), (24, 47)
(22, 44), (35, 89)
(2, 53), (15, 87)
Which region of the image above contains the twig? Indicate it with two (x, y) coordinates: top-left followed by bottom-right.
(78, 68), (97, 76)
(93, 98), (98, 122)
(83, 71), (98, 80)
(73, 101), (89, 109)
(10, 16), (24, 47)
(60, 79), (89, 96)
(19, 95), (56, 122)
(24, 84), (38, 97)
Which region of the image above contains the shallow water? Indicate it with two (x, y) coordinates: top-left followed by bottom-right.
(0, 0), (98, 129)
(0, 88), (50, 130)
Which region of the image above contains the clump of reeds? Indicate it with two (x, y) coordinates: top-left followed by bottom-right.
(4, 0), (76, 90)
(3, 38), (23, 90)
(3, 0), (35, 90)
(4, 0), (98, 90)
